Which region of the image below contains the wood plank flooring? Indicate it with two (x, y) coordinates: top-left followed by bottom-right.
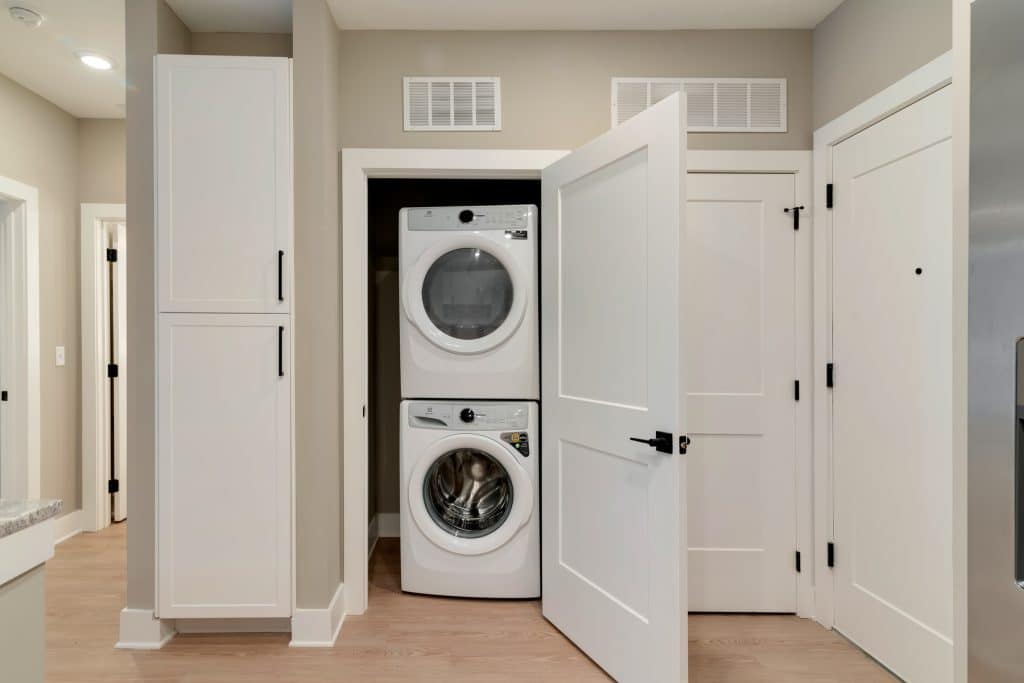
(45, 524), (896, 682)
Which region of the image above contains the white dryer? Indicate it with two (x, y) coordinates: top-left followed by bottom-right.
(400, 400), (539, 598)
(399, 205), (538, 400)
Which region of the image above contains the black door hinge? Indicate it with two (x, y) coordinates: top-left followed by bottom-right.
(826, 183), (834, 209)
(108, 478), (120, 494)
(794, 380), (800, 401)
(106, 248), (118, 262)
(107, 363), (119, 379)
(678, 435), (691, 455)
(826, 363), (834, 388)
(784, 205), (805, 231)
(0, 390), (7, 401)
(795, 550), (802, 573)
(827, 542), (835, 568)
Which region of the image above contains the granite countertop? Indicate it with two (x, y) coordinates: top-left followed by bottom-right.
(0, 499), (62, 539)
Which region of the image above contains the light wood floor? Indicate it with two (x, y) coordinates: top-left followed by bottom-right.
(45, 524), (896, 682)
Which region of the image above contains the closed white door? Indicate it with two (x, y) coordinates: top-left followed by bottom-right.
(158, 314), (291, 618)
(832, 85), (953, 682)
(686, 173), (797, 612)
(156, 55), (291, 314)
(541, 94), (687, 682)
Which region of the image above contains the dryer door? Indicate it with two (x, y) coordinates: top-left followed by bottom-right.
(408, 433), (533, 556)
(403, 235), (527, 354)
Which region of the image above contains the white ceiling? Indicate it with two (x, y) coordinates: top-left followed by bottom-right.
(165, 0), (292, 33)
(0, 0), (125, 118)
(325, 0), (845, 30)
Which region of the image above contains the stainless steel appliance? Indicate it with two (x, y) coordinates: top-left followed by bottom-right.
(969, 1), (1024, 678)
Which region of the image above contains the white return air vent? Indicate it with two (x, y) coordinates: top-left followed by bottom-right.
(612, 77), (787, 133)
(404, 77), (501, 131)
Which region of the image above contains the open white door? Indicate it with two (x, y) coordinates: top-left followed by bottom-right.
(541, 94), (687, 682)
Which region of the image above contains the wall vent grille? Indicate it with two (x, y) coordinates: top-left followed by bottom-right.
(404, 77), (501, 131)
(612, 77), (787, 133)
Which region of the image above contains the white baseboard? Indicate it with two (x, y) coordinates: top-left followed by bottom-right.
(289, 581), (345, 648)
(176, 618), (291, 634)
(53, 509), (84, 545)
(115, 608), (175, 649)
(377, 512), (400, 538)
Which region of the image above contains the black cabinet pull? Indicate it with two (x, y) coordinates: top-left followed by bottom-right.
(278, 326), (284, 377)
(277, 250), (284, 302)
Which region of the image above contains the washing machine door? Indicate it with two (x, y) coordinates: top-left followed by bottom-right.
(409, 433), (533, 556)
(403, 235), (527, 354)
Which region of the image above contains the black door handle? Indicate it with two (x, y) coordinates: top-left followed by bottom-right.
(629, 431), (673, 454)
(277, 250), (284, 302)
(278, 326), (284, 377)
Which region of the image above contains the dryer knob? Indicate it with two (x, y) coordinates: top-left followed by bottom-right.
(458, 209), (475, 224)
(460, 408), (475, 423)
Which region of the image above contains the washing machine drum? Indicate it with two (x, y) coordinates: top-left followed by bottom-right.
(409, 434), (534, 555)
(423, 447), (514, 538)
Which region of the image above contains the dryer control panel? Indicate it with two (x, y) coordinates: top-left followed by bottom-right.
(405, 205), (535, 233)
(408, 401), (529, 430)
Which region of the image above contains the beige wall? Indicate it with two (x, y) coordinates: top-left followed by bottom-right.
(812, 0), (952, 127)
(0, 72), (81, 513)
(78, 119), (126, 204)
(125, 0), (190, 610)
(293, 0), (343, 609)
(338, 30), (812, 150)
(191, 32), (292, 57)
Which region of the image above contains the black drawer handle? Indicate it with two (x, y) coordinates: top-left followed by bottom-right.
(278, 326), (284, 377)
(277, 250), (284, 302)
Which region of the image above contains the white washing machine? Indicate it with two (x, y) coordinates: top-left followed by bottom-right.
(399, 205), (538, 400)
(400, 400), (539, 598)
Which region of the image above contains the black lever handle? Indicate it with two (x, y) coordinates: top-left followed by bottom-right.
(629, 431), (673, 454)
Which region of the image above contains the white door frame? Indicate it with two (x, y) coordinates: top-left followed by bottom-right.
(81, 203), (127, 532)
(0, 175), (40, 501)
(341, 147), (815, 620)
(812, 51), (953, 628)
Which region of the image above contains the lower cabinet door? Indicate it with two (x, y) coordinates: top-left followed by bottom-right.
(158, 313), (291, 618)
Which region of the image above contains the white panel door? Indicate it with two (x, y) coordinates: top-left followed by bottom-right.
(686, 173), (797, 612)
(832, 85), (953, 682)
(156, 55), (291, 314)
(158, 314), (291, 618)
(541, 94), (687, 682)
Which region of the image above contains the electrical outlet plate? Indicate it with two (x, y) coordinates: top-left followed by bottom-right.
(55, 346), (65, 366)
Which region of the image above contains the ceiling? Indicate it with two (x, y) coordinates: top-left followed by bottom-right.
(0, 0), (125, 118)
(325, 0), (845, 30)
(165, 0), (292, 34)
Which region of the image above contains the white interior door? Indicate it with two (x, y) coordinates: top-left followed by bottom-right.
(158, 313), (291, 618)
(832, 85), (953, 682)
(686, 173), (797, 612)
(541, 94), (687, 682)
(110, 221), (127, 522)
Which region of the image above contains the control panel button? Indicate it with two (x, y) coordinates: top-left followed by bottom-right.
(458, 209), (475, 224)
(460, 408), (475, 423)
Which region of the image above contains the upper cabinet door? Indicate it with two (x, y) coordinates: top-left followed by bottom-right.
(156, 55), (292, 313)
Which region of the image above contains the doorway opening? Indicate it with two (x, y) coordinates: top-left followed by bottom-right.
(81, 203), (127, 532)
(365, 178), (541, 564)
(0, 175), (40, 501)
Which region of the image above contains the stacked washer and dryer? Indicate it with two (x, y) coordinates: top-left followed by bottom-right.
(398, 205), (540, 598)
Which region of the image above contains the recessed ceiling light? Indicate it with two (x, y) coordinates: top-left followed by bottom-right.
(76, 51), (114, 71)
(8, 6), (44, 28)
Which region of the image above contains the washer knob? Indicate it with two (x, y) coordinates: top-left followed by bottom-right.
(458, 209), (475, 224)
(460, 408), (475, 423)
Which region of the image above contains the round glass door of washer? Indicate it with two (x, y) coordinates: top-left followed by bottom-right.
(404, 240), (527, 354)
(408, 434), (533, 555)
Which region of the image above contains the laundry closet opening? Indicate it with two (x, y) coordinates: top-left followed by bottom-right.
(366, 178), (541, 576)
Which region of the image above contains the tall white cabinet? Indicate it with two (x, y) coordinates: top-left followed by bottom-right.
(155, 55), (293, 619)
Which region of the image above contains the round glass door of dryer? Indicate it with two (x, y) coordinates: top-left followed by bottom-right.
(421, 248), (514, 341)
(423, 447), (514, 539)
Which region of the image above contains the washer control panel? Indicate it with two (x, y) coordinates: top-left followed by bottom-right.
(405, 205), (535, 232)
(408, 401), (529, 430)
